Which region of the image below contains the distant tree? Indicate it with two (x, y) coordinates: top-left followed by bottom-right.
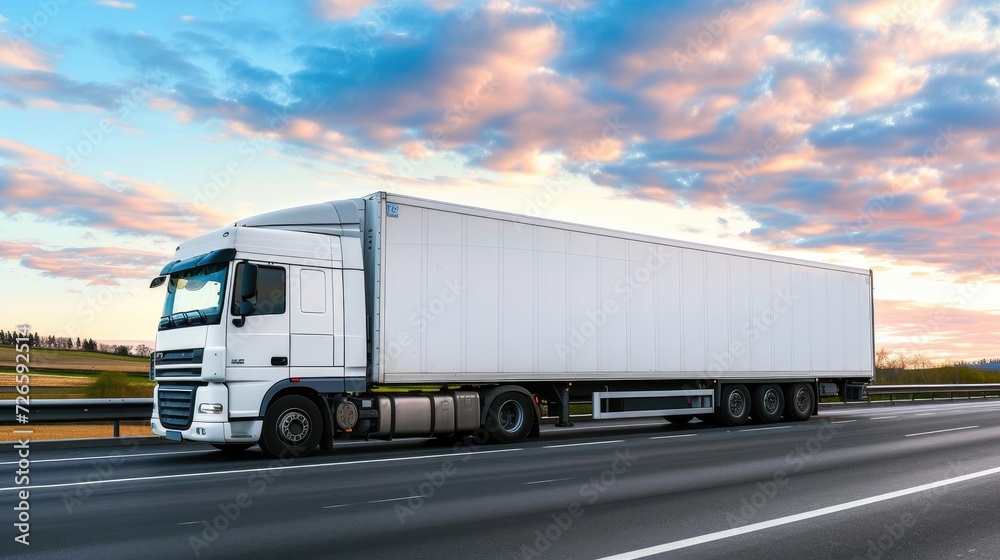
(114, 345), (132, 356)
(134, 344), (151, 357)
(76, 337), (82, 350)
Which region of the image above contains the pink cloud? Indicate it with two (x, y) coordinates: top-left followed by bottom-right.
(0, 38), (53, 71)
(312, 0), (381, 20)
(0, 241), (167, 286)
(0, 140), (234, 239)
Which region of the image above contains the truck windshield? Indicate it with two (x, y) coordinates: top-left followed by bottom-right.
(159, 262), (228, 330)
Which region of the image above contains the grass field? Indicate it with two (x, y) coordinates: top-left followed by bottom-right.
(1, 347), (153, 399)
(0, 346), (147, 374)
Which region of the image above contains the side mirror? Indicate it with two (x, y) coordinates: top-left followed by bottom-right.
(240, 263), (258, 300)
(233, 263), (258, 327)
(149, 276), (166, 288)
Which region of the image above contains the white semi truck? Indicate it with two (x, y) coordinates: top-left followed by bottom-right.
(149, 192), (874, 457)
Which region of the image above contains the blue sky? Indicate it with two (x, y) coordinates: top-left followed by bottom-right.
(1, 0), (999, 360)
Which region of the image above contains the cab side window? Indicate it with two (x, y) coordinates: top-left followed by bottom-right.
(232, 263), (286, 316)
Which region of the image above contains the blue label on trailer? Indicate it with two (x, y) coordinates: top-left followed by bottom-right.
(387, 203), (399, 218)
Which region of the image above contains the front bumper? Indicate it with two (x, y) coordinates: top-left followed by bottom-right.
(150, 418), (263, 444)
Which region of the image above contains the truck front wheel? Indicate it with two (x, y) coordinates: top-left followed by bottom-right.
(485, 392), (533, 443)
(260, 395), (322, 458)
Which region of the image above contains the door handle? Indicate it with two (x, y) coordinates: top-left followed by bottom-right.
(271, 357), (288, 366)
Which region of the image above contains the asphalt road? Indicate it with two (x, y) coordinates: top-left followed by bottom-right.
(3, 400), (1000, 560)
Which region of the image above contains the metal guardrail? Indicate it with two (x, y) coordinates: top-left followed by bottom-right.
(865, 384), (1000, 402)
(0, 398), (153, 437)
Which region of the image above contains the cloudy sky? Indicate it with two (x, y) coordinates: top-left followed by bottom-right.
(0, 0), (998, 360)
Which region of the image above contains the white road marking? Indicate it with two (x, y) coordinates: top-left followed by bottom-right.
(870, 416), (897, 420)
(176, 521), (203, 526)
(737, 426), (792, 433)
(595, 465), (1000, 559)
(0, 448), (524, 493)
(524, 478), (571, 485)
(649, 434), (697, 440)
(543, 440), (624, 449)
(830, 420), (856, 424)
(914, 413), (937, 416)
(324, 495), (425, 509)
(905, 426), (978, 438)
(0, 450), (207, 466)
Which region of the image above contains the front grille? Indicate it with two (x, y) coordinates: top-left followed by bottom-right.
(156, 367), (202, 378)
(155, 348), (204, 365)
(158, 385), (198, 430)
(152, 349), (205, 381)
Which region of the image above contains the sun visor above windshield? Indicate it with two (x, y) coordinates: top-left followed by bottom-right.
(160, 248), (236, 275)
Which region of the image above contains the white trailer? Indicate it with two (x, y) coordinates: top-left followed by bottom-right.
(149, 192), (874, 457)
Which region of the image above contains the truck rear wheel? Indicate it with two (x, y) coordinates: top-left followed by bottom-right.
(260, 395), (322, 458)
(755, 385), (784, 424)
(485, 392), (533, 443)
(785, 383), (815, 421)
(715, 384), (751, 426)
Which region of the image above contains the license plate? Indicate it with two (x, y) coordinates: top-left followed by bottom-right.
(165, 431), (182, 442)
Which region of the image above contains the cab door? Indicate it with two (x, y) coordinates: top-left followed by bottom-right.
(226, 261), (290, 417)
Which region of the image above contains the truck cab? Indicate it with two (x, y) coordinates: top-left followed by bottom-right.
(150, 200), (368, 454)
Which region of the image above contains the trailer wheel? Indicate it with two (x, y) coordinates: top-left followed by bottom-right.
(260, 395), (322, 458)
(665, 415), (694, 425)
(715, 385), (751, 426)
(785, 383), (815, 421)
(485, 392), (533, 443)
(754, 385), (784, 424)
(211, 443), (253, 454)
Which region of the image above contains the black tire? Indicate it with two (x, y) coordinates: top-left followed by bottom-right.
(665, 415), (694, 425)
(754, 385), (784, 424)
(260, 395), (323, 458)
(484, 392), (534, 443)
(715, 384), (751, 426)
(212, 443), (253, 454)
(785, 383), (815, 421)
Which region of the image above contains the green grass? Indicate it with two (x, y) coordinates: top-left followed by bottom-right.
(82, 371), (155, 398)
(0, 346), (147, 374)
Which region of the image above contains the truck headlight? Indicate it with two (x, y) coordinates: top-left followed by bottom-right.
(199, 403), (224, 414)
